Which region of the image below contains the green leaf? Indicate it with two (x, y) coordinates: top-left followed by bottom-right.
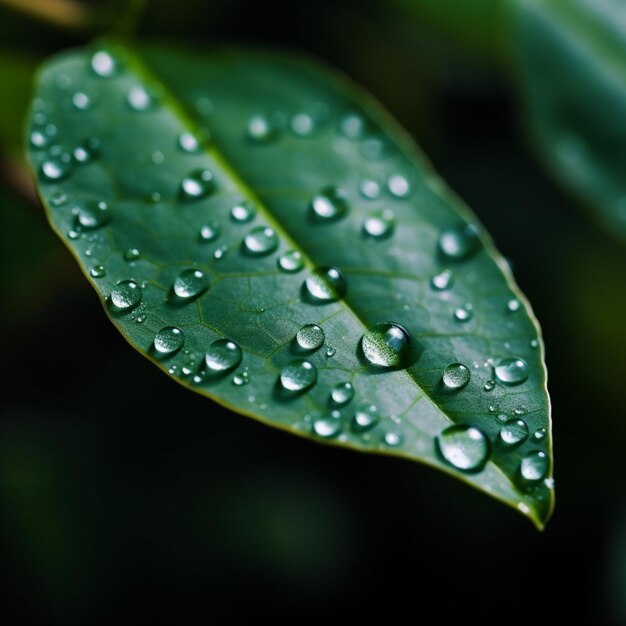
(512, 0), (626, 242)
(26, 41), (553, 527)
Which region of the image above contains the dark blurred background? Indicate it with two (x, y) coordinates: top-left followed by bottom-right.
(1, 0), (625, 623)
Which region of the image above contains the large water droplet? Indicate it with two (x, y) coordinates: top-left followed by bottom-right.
(243, 226), (278, 256)
(247, 115), (276, 142)
(494, 357), (529, 385)
(310, 187), (348, 222)
(431, 269), (454, 291)
(72, 200), (110, 230)
(363, 210), (395, 240)
(110, 280), (142, 311)
(178, 132), (201, 153)
(40, 155), (73, 182)
(153, 326), (184, 356)
(303, 267), (347, 302)
(439, 224), (480, 260)
(436, 425), (490, 472)
(454, 303), (474, 322)
(205, 338), (242, 374)
(91, 50), (119, 77)
(353, 403), (379, 431)
(295, 323), (325, 351)
(313, 414), (342, 438)
(179, 169), (215, 201)
(442, 363), (470, 390)
(172, 269), (209, 300)
(230, 202), (256, 223)
(361, 322), (418, 368)
(199, 221), (220, 242)
(280, 359), (317, 392)
(499, 418), (529, 447)
(520, 450), (549, 482)
(331, 382), (354, 406)
(278, 250), (304, 273)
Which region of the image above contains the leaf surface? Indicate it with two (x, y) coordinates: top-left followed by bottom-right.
(27, 41), (553, 527)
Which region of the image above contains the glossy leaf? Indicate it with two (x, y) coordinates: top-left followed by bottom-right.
(27, 41), (553, 527)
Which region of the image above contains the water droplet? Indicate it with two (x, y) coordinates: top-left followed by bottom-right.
(232, 369), (250, 386)
(388, 174), (411, 198)
(243, 226), (278, 256)
(363, 209), (395, 240)
(150, 151), (165, 165)
(295, 323), (325, 351)
(436, 425), (490, 472)
(124, 248), (140, 261)
(179, 169), (215, 201)
(325, 346), (336, 357)
(530, 339), (539, 349)
(338, 112), (366, 139)
(90, 265), (106, 278)
(153, 326), (184, 356)
(40, 155), (73, 182)
(484, 379), (496, 392)
(280, 359), (317, 392)
(310, 187), (348, 221)
(438, 224), (480, 260)
(303, 267), (347, 302)
(72, 91), (91, 110)
(507, 298), (521, 313)
(520, 450), (549, 482)
(127, 85), (158, 111)
(533, 428), (547, 441)
(361, 322), (418, 368)
(199, 221), (220, 242)
(454, 303), (474, 322)
(67, 229), (80, 240)
(50, 191), (67, 207)
(247, 115), (276, 142)
(72, 137), (100, 164)
(313, 415), (342, 438)
(494, 357), (529, 385)
(30, 129), (52, 149)
(205, 338), (242, 373)
(331, 382), (354, 406)
(353, 403), (379, 430)
(172, 269), (209, 300)
(361, 137), (386, 160)
(499, 418), (529, 446)
(359, 179), (381, 199)
(442, 363), (470, 390)
(430, 269), (454, 291)
(230, 202), (256, 223)
(110, 280), (142, 311)
(384, 431), (402, 446)
(72, 200), (110, 230)
(91, 50), (118, 77)
(178, 132), (201, 153)
(291, 112), (315, 136)
(278, 250), (304, 273)
(213, 245), (228, 260)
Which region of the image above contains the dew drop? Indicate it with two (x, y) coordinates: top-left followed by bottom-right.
(310, 186), (348, 221)
(454, 303), (474, 322)
(280, 359), (317, 392)
(507, 298), (521, 313)
(124, 248), (140, 261)
(438, 224), (480, 260)
(530, 339), (539, 349)
(172, 269), (209, 300)
(313, 415), (342, 438)
(325, 346), (336, 357)
(331, 382), (354, 406)
(361, 322), (418, 368)
(153, 326), (184, 356)
(430, 269), (454, 291)
(295, 323), (325, 351)
(230, 202), (256, 223)
(353, 403), (379, 430)
(90, 265), (106, 278)
(178, 132), (201, 153)
(303, 267), (347, 302)
(150, 151), (165, 165)
(278, 250), (304, 273)
(247, 115), (276, 142)
(30, 129), (52, 150)
(232, 369), (250, 386)
(110, 280), (142, 311)
(359, 179), (381, 199)
(338, 112), (366, 139)
(533, 427), (547, 441)
(127, 85), (158, 111)
(484, 379), (496, 392)
(72, 137), (100, 164)
(243, 226), (278, 256)
(291, 112), (315, 136)
(436, 425), (490, 472)
(40, 155), (73, 182)
(213, 245), (228, 260)
(384, 431), (403, 447)
(91, 50), (118, 77)
(72, 200), (110, 230)
(494, 357), (529, 385)
(499, 418), (529, 446)
(179, 169), (215, 201)
(520, 450), (549, 482)
(205, 338), (242, 374)
(72, 91), (91, 110)
(199, 221), (220, 242)
(442, 363), (470, 390)
(388, 174), (411, 198)
(363, 209), (395, 240)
